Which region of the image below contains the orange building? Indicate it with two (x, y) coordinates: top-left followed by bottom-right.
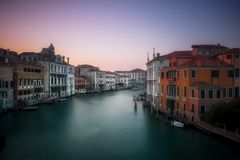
(75, 74), (91, 93)
(13, 62), (45, 105)
(215, 48), (240, 99)
(160, 45), (235, 123)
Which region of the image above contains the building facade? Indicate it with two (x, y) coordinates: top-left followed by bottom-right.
(13, 62), (44, 105)
(0, 58), (14, 109)
(89, 70), (106, 92)
(216, 48), (240, 99)
(105, 71), (116, 91)
(75, 74), (91, 93)
(66, 64), (75, 96)
(146, 49), (169, 108)
(160, 44), (235, 123)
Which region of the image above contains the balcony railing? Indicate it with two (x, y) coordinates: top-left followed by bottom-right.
(167, 78), (176, 83)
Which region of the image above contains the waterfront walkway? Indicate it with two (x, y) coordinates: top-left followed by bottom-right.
(195, 121), (240, 143)
(147, 105), (240, 144)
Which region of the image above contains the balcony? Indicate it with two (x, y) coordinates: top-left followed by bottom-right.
(166, 95), (178, 100)
(167, 78), (176, 83)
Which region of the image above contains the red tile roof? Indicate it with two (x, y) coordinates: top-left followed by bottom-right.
(191, 44), (228, 49)
(146, 51), (192, 65)
(128, 68), (146, 72)
(180, 55), (232, 68)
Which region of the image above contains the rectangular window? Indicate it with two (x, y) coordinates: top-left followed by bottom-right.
(184, 104), (186, 111)
(191, 104), (194, 112)
(229, 88), (233, 97)
(208, 90), (213, 99)
(223, 88), (226, 97)
(211, 70), (219, 78)
(228, 70), (234, 78)
(235, 87), (239, 98)
(235, 68), (239, 77)
(192, 89), (194, 97)
(184, 86), (186, 97)
(191, 70), (196, 78)
(201, 90), (205, 99)
(217, 90), (221, 99)
(177, 86), (179, 96)
(19, 79), (22, 86)
(184, 70), (187, 78)
(200, 105), (205, 113)
(161, 72), (164, 78)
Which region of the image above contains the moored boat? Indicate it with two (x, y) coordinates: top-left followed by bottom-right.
(171, 120), (184, 128)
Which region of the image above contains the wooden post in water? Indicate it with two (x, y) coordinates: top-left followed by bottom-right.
(156, 108), (159, 120)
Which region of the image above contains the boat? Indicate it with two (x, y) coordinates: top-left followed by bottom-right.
(171, 120), (184, 128)
(21, 106), (39, 111)
(79, 89), (87, 94)
(59, 98), (67, 101)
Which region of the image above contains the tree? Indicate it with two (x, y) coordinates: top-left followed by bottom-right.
(206, 100), (240, 131)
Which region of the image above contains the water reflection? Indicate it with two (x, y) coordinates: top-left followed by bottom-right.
(0, 90), (239, 160)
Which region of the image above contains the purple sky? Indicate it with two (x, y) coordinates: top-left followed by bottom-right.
(0, 0), (239, 71)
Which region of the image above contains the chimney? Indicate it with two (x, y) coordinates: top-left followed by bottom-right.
(63, 56), (65, 62)
(67, 57), (69, 64)
(153, 48), (155, 58)
(157, 53), (160, 57)
(5, 58), (8, 64)
(147, 52), (149, 62)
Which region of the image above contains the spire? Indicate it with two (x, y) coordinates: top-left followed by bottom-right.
(147, 52), (149, 62)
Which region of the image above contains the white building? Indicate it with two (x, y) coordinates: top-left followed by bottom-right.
(0, 59), (14, 109)
(105, 71), (116, 90)
(146, 49), (169, 108)
(66, 63), (75, 96)
(115, 69), (146, 88)
(89, 70), (106, 92)
(38, 44), (68, 99)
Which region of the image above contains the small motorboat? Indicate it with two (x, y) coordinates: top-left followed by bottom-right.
(79, 89), (87, 94)
(171, 120), (184, 128)
(21, 106), (39, 111)
(60, 98), (67, 102)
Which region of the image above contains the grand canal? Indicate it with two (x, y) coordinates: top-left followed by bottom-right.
(0, 90), (239, 160)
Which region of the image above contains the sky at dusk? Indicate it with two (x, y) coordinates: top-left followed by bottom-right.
(0, 0), (239, 71)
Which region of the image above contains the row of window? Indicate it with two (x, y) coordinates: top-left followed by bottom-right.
(163, 84), (239, 99)
(51, 77), (67, 85)
(50, 64), (67, 74)
(200, 87), (239, 99)
(0, 80), (13, 89)
(18, 67), (41, 73)
(161, 68), (240, 79)
(175, 102), (206, 114)
(19, 79), (43, 86)
(18, 88), (43, 96)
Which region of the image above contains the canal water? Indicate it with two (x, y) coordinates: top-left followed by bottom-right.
(0, 90), (239, 160)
